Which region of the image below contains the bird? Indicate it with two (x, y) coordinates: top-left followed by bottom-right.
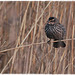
(45, 17), (66, 48)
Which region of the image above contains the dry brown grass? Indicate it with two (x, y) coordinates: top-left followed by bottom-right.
(0, 1), (75, 74)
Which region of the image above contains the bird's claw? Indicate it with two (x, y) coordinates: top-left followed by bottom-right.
(47, 40), (51, 45)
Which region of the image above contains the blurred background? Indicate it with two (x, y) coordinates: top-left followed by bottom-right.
(0, 1), (75, 74)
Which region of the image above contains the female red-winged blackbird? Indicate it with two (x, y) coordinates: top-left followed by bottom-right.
(45, 17), (66, 48)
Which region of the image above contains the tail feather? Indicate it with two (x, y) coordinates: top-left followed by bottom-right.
(60, 41), (66, 47)
(53, 41), (60, 48)
(53, 41), (66, 48)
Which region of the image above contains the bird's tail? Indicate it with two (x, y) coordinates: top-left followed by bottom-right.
(53, 40), (66, 48)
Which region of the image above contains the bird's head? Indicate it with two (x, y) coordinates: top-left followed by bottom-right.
(47, 17), (59, 25)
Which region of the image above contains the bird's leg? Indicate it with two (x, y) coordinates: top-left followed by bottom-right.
(47, 39), (51, 45)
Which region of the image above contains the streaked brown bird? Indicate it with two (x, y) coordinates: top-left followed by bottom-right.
(45, 17), (66, 48)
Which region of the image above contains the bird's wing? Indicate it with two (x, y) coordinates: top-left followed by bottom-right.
(52, 24), (66, 39)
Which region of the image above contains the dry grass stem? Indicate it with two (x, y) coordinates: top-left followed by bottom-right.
(0, 1), (75, 74)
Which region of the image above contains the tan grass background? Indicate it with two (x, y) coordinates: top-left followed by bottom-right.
(0, 1), (75, 74)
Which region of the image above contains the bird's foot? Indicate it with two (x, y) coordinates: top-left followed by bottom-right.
(47, 40), (51, 45)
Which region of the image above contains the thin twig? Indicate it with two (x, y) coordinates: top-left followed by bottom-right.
(1, 56), (13, 74)
(1, 2), (52, 73)
(71, 2), (74, 73)
(0, 38), (75, 53)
